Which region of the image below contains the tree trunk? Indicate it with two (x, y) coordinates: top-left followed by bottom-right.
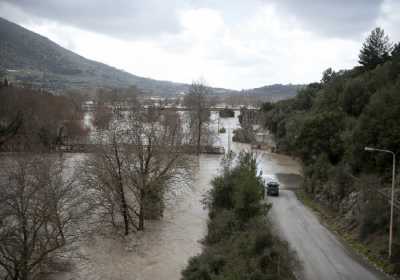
(20, 269), (28, 280)
(113, 139), (129, 235)
(119, 182), (129, 235)
(12, 269), (19, 280)
(138, 190), (145, 231)
(197, 118), (202, 155)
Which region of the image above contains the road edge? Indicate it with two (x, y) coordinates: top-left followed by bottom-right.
(295, 189), (397, 280)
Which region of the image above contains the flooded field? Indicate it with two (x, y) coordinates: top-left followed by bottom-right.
(54, 112), (234, 280)
(57, 154), (220, 280)
(53, 111), (303, 280)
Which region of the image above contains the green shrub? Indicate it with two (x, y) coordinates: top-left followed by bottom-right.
(181, 152), (297, 280)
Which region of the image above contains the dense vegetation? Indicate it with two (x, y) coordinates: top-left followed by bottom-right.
(181, 152), (297, 280)
(261, 28), (400, 266)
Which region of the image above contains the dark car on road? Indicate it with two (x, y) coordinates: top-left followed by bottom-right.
(266, 181), (279, 196)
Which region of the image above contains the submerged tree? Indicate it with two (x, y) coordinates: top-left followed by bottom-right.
(0, 156), (92, 280)
(85, 129), (133, 235)
(85, 108), (191, 233)
(184, 81), (213, 155)
(0, 111), (22, 149)
(126, 109), (190, 230)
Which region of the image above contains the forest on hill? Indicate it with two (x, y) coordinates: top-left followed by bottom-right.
(261, 27), (400, 272)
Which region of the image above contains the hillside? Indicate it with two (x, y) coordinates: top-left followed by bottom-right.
(0, 17), (194, 95)
(261, 29), (400, 273)
(242, 84), (303, 101)
(0, 17), (301, 99)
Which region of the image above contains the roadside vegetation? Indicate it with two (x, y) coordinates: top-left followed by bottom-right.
(181, 152), (298, 280)
(260, 27), (400, 272)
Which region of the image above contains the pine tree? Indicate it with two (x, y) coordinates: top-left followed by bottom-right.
(359, 27), (392, 69)
(392, 42), (400, 58)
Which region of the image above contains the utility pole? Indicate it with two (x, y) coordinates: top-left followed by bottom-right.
(365, 146), (396, 259)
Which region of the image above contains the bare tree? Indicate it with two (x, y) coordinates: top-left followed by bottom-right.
(64, 89), (88, 113)
(0, 111), (22, 149)
(0, 87), (86, 151)
(92, 104), (113, 130)
(183, 81), (213, 155)
(126, 109), (190, 230)
(85, 108), (191, 233)
(84, 129), (134, 235)
(0, 155), (92, 280)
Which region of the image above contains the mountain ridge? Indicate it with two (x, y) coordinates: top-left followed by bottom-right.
(0, 17), (300, 98)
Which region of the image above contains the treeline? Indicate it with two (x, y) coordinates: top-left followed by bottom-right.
(181, 152), (297, 280)
(0, 82), (86, 151)
(261, 28), (400, 264)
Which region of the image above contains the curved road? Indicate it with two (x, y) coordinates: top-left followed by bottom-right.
(211, 112), (388, 280)
(219, 113), (388, 280)
(258, 152), (388, 280)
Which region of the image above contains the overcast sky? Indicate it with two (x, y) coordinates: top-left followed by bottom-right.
(1, 0), (399, 89)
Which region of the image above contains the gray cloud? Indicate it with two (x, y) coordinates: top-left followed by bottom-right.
(0, 0), (185, 39)
(1, 0), (385, 40)
(1, 0), (397, 89)
(270, 0), (384, 38)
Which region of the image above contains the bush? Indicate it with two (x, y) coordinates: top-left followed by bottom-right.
(182, 152), (297, 280)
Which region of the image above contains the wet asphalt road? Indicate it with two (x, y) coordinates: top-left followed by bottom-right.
(218, 112), (388, 280)
(258, 152), (389, 280)
(268, 190), (387, 280)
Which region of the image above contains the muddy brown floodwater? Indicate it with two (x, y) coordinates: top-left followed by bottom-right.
(57, 111), (282, 280)
(58, 155), (221, 280)
(56, 112), (239, 280)
(53, 110), (387, 280)
(58, 111), (306, 280)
